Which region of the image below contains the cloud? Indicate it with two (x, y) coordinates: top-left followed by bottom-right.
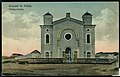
(2, 11), (42, 40)
(21, 11), (41, 25)
(93, 8), (119, 42)
(2, 11), (16, 23)
(101, 34), (110, 41)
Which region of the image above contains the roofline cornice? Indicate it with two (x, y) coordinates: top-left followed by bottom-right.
(53, 17), (83, 25)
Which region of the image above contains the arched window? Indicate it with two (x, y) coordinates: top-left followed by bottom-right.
(46, 34), (49, 43)
(45, 52), (49, 58)
(87, 52), (91, 58)
(87, 34), (90, 43)
(45, 28), (50, 32)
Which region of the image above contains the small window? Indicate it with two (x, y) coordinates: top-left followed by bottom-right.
(46, 34), (49, 43)
(64, 33), (72, 41)
(65, 34), (71, 40)
(87, 34), (90, 43)
(86, 29), (90, 31)
(46, 28), (49, 32)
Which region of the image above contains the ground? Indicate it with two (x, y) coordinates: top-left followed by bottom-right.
(2, 62), (119, 76)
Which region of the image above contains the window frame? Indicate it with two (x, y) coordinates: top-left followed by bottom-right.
(45, 28), (50, 32)
(64, 33), (72, 41)
(86, 33), (91, 44)
(86, 51), (92, 58)
(45, 52), (49, 58)
(45, 33), (50, 44)
(86, 28), (90, 32)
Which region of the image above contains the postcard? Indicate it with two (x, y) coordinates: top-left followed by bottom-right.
(2, 2), (119, 76)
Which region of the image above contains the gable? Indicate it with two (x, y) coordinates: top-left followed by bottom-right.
(53, 17), (84, 25)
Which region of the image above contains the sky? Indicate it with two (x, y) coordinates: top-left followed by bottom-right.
(2, 2), (119, 56)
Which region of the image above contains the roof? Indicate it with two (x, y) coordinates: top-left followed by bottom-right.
(83, 12), (92, 16)
(30, 50), (41, 54)
(53, 17), (83, 25)
(44, 12), (52, 15)
(12, 53), (23, 56)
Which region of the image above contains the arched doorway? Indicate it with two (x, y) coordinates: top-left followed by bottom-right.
(64, 47), (72, 63)
(87, 52), (91, 58)
(45, 52), (49, 58)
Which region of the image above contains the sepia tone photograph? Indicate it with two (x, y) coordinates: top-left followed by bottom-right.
(2, 2), (119, 76)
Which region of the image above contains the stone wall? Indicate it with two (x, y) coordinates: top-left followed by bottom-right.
(16, 58), (116, 64)
(17, 58), (63, 64)
(77, 58), (116, 64)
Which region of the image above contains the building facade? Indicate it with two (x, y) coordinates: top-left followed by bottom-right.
(15, 50), (41, 60)
(40, 12), (96, 62)
(95, 52), (119, 59)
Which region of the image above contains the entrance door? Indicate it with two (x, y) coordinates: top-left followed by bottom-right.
(74, 51), (77, 63)
(65, 47), (72, 63)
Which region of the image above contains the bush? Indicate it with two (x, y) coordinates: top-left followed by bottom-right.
(10, 61), (16, 63)
(18, 61), (29, 64)
(2, 61), (11, 63)
(114, 67), (119, 71)
(2, 60), (17, 64)
(2, 73), (15, 76)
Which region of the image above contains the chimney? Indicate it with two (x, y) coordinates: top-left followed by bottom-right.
(66, 13), (70, 18)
